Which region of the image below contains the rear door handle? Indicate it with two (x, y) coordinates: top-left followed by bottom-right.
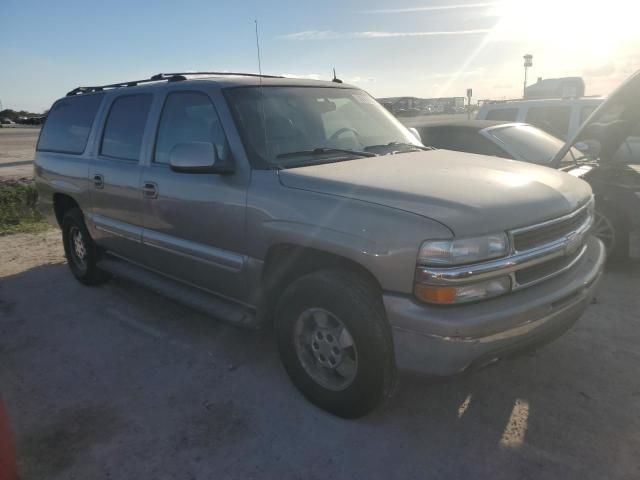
(142, 181), (158, 199)
(93, 174), (104, 189)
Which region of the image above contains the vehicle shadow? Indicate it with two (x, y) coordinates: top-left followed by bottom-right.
(1, 261), (639, 479)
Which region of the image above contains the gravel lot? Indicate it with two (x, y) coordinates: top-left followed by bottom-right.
(1, 229), (639, 480)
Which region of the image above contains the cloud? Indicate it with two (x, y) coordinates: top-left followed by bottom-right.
(363, 2), (498, 14)
(281, 29), (490, 40)
(423, 68), (484, 80)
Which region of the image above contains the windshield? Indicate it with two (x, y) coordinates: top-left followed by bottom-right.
(486, 124), (581, 165)
(225, 86), (423, 168)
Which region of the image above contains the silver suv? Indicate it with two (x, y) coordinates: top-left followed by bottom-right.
(35, 73), (606, 417)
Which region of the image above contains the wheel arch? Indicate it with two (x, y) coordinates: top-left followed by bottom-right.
(258, 243), (383, 322)
(52, 193), (80, 227)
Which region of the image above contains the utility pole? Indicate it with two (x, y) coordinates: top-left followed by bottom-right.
(523, 54), (533, 98)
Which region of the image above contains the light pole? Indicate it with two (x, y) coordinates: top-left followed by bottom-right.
(523, 54), (533, 98)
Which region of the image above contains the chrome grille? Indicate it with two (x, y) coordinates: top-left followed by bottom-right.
(515, 247), (584, 286)
(415, 197), (595, 298)
(511, 201), (592, 253)
(508, 198), (594, 289)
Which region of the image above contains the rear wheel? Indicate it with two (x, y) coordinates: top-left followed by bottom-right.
(275, 269), (396, 418)
(62, 208), (108, 285)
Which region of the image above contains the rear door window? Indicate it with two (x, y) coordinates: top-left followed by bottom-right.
(525, 106), (571, 138)
(485, 108), (518, 122)
(37, 93), (104, 154)
(100, 94), (152, 161)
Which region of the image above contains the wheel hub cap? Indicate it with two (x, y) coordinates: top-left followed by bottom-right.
(294, 308), (358, 391)
(72, 229), (87, 260)
(310, 329), (343, 368)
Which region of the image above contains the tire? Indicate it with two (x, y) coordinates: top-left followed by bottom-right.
(275, 268), (396, 418)
(593, 204), (629, 261)
(61, 208), (108, 285)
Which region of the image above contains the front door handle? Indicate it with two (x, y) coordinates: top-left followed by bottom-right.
(142, 181), (158, 199)
(93, 174), (104, 189)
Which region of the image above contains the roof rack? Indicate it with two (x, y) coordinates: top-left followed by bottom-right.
(66, 71), (284, 96)
(150, 71), (284, 80)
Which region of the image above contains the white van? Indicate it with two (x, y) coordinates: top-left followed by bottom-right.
(476, 97), (604, 140)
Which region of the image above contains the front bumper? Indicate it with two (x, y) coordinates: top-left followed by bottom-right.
(385, 235), (606, 376)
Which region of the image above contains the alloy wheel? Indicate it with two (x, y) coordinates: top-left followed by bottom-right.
(293, 308), (358, 391)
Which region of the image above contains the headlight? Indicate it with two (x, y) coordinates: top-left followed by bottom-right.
(415, 276), (511, 305)
(418, 233), (509, 266)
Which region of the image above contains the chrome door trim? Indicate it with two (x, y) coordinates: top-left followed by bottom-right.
(102, 252), (255, 309)
(142, 229), (244, 272)
(89, 213), (143, 242)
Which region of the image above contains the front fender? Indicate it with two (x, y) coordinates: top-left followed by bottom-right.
(246, 171), (453, 293)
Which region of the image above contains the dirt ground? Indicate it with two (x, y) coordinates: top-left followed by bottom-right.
(1, 229), (639, 480)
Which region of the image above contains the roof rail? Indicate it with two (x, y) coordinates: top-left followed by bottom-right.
(66, 74), (186, 96)
(66, 71), (284, 96)
(150, 71), (284, 80)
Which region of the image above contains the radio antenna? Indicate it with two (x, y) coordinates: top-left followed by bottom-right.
(255, 19), (268, 152)
(332, 67), (343, 83)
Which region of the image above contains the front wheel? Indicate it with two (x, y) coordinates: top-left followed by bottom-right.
(592, 205), (628, 261)
(61, 208), (108, 285)
(275, 269), (396, 418)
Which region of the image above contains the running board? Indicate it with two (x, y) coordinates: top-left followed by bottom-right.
(99, 255), (259, 329)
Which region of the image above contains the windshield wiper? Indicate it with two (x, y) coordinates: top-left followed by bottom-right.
(365, 142), (434, 153)
(388, 142), (434, 151)
(276, 147), (377, 160)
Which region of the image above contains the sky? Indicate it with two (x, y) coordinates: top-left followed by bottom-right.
(1, 0), (639, 112)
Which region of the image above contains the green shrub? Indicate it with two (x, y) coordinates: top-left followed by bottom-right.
(0, 181), (49, 235)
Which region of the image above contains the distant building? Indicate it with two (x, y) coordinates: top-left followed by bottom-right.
(525, 77), (586, 99)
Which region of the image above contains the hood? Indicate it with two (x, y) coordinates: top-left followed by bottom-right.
(278, 150), (592, 237)
(553, 70), (640, 166)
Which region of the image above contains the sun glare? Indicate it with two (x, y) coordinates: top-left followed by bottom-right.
(489, 0), (640, 65)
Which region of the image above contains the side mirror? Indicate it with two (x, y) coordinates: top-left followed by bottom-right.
(169, 142), (233, 174)
(408, 127), (421, 142)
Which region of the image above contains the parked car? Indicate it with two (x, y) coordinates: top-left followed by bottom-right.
(416, 115), (639, 259)
(477, 97), (604, 140)
(0, 118), (14, 125)
(35, 73), (605, 417)
(552, 70), (640, 260)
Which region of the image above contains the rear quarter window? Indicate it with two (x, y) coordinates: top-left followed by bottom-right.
(525, 105), (571, 137)
(37, 94), (104, 154)
(484, 108), (518, 122)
